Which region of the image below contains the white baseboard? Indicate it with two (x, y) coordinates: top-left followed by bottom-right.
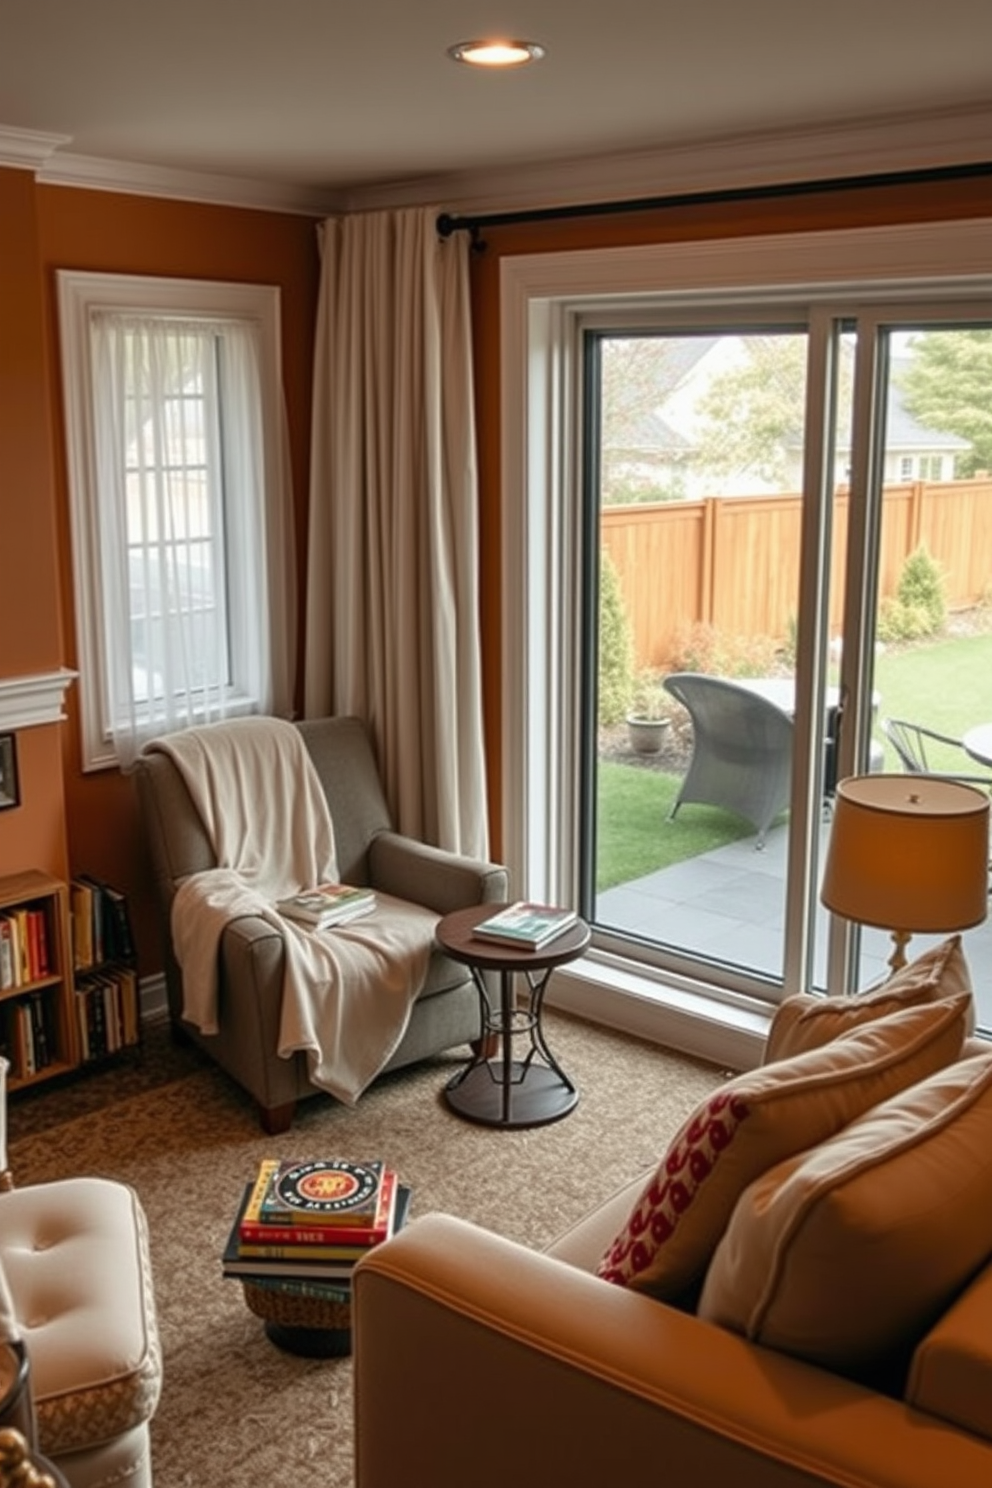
(547, 955), (769, 1073)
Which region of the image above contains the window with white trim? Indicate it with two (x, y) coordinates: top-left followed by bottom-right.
(58, 273), (295, 771)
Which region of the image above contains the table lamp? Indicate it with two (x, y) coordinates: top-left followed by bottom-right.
(821, 774), (990, 973)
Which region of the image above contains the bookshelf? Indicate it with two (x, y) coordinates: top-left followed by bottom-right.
(0, 870), (76, 1089)
(0, 869), (140, 1091)
(69, 875), (140, 1067)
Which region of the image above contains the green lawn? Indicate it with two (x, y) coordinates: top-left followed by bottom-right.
(596, 763), (753, 891)
(871, 632), (992, 770)
(597, 629), (992, 892)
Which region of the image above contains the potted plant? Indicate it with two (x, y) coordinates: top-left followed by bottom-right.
(626, 672), (671, 755)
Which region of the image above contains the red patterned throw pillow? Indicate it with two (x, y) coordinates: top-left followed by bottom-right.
(596, 994), (970, 1301)
(598, 1085), (748, 1286)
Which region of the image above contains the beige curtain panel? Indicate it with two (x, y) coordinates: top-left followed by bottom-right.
(305, 206), (489, 858)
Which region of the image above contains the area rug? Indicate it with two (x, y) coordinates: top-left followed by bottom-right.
(7, 1012), (726, 1488)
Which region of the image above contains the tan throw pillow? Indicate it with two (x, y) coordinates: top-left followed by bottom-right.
(764, 935), (973, 1064)
(698, 1052), (992, 1382)
(595, 994), (970, 1302)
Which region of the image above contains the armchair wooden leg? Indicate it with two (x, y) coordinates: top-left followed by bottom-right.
(470, 1033), (498, 1061)
(259, 1100), (297, 1135)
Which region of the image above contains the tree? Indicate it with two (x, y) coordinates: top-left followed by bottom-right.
(597, 550), (636, 725)
(692, 335), (814, 487)
(897, 329), (992, 477)
(599, 336), (710, 504)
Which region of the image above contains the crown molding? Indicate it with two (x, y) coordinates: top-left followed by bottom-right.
(5, 97), (991, 220)
(0, 670), (77, 731)
(36, 150), (342, 217)
(344, 99), (992, 216)
(0, 125), (73, 171)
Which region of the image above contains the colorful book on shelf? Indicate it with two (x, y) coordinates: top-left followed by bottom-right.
(257, 1157), (387, 1227)
(222, 1181), (412, 1281)
(70, 879), (95, 970)
(102, 884), (136, 962)
(275, 883), (376, 929)
(12, 909), (31, 983)
(472, 901), (579, 949)
(239, 1167), (399, 1248)
(0, 916), (14, 990)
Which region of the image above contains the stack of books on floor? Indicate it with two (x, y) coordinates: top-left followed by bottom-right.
(222, 1157), (410, 1299)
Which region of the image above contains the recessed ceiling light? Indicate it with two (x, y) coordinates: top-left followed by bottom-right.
(447, 39), (546, 68)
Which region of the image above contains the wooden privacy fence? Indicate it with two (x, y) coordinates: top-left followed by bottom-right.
(602, 477), (992, 671)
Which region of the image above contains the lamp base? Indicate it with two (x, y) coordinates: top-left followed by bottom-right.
(887, 929), (911, 974)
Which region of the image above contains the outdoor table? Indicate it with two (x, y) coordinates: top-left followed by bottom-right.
(963, 724), (992, 769)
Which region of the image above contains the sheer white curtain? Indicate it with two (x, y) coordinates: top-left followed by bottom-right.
(305, 206), (488, 856)
(90, 313), (295, 768)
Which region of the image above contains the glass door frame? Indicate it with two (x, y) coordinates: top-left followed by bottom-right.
(496, 219), (992, 1067)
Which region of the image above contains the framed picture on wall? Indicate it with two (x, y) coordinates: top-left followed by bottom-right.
(0, 734), (19, 811)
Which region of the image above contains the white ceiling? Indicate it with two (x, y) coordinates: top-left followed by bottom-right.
(2, 0), (991, 214)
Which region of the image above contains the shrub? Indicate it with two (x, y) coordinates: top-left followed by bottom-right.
(669, 622), (780, 678)
(598, 551), (636, 725)
(876, 545), (946, 643)
(629, 668), (668, 719)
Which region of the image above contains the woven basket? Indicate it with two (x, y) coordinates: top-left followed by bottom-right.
(241, 1281), (351, 1332)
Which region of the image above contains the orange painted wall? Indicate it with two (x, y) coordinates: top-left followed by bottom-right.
(0, 177), (321, 971)
(468, 174), (992, 853)
(0, 168), (69, 881)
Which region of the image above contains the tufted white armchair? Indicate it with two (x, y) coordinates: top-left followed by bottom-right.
(0, 1059), (161, 1488)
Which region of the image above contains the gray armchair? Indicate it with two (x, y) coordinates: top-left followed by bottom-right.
(133, 716), (508, 1132)
(663, 672), (794, 848)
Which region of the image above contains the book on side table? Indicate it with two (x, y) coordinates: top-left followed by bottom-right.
(473, 901), (578, 950)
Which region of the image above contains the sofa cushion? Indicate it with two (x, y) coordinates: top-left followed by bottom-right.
(595, 995), (970, 1302)
(698, 1052), (992, 1385)
(908, 1255), (992, 1442)
(0, 1176), (162, 1455)
(764, 935), (973, 1063)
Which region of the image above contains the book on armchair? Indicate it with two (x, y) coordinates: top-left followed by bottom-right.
(275, 883), (376, 928)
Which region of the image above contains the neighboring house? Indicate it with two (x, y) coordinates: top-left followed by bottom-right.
(601, 408), (693, 499)
(603, 338), (972, 500)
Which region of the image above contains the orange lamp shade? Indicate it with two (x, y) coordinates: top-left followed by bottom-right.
(821, 774), (990, 935)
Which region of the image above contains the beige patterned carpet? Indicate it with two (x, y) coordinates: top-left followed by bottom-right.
(7, 1012), (726, 1488)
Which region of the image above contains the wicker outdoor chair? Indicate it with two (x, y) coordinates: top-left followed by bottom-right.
(881, 717), (992, 792)
(663, 672), (794, 849)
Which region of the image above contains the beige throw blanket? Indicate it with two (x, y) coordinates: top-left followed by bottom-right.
(144, 717), (435, 1104)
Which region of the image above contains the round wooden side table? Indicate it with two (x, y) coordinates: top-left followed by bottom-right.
(437, 904), (590, 1128)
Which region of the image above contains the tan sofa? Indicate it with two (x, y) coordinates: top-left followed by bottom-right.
(133, 716), (508, 1132)
(353, 981), (992, 1488)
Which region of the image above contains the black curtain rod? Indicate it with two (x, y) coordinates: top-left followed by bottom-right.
(436, 159), (992, 245)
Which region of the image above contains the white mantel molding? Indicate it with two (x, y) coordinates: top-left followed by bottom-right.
(0, 670), (77, 732)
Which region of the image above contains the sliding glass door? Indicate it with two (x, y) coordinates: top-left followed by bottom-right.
(582, 309), (991, 1008)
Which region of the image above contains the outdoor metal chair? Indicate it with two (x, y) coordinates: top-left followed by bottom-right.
(881, 717), (992, 792)
(663, 672), (794, 849)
